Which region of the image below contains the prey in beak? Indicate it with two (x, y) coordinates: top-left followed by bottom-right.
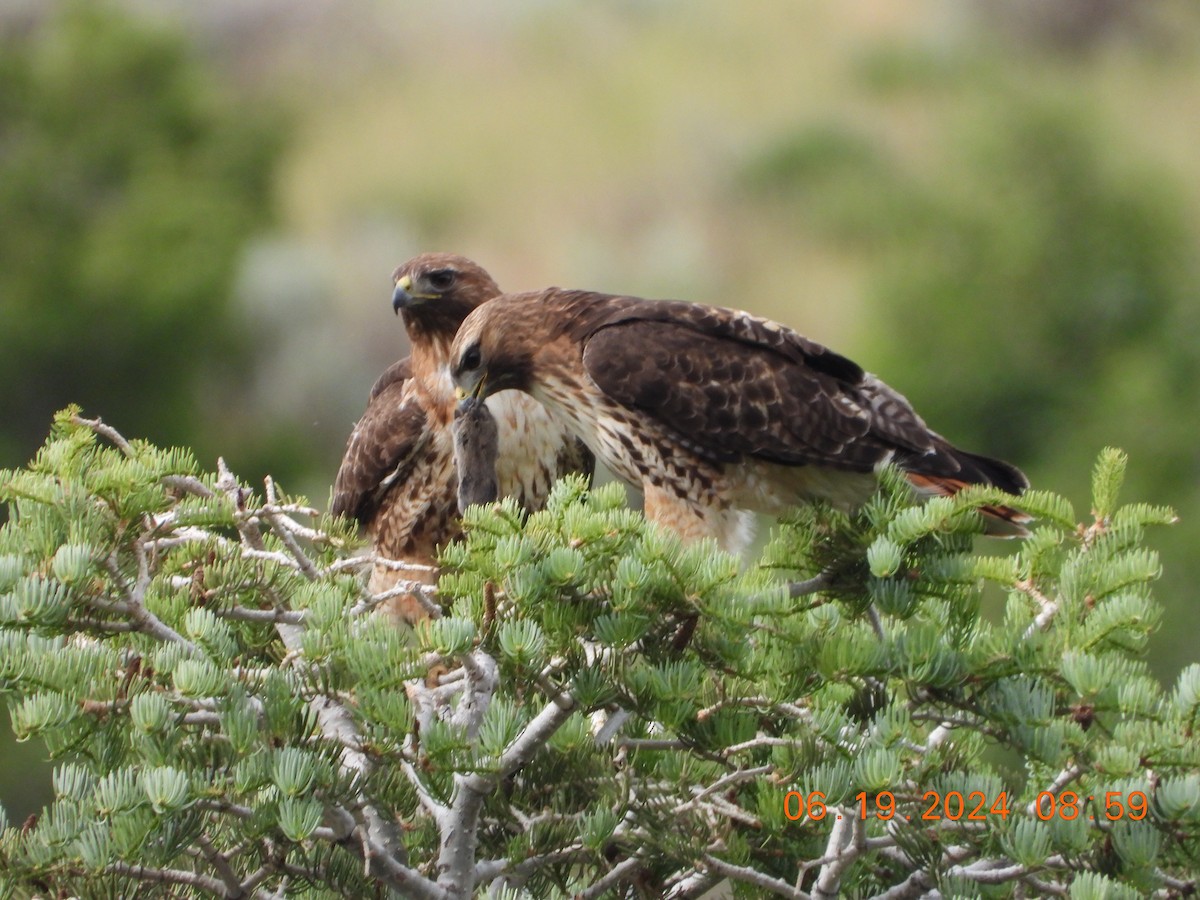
(452, 395), (500, 510)
(454, 373), (488, 402)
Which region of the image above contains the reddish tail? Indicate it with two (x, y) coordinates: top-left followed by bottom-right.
(900, 443), (1030, 536)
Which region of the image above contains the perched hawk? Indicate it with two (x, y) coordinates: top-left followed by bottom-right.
(332, 255), (594, 621)
(449, 289), (1028, 553)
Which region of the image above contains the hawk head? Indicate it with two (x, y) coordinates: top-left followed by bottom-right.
(450, 293), (543, 401)
(390, 253), (500, 339)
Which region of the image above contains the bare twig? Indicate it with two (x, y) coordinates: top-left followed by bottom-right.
(160, 474), (216, 499)
(701, 853), (810, 899)
(1017, 578), (1059, 638)
(662, 868), (721, 899)
(1025, 764), (1085, 817)
(73, 414), (135, 457)
(474, 842), (589, 889)
(102, 551), (198, 653)
(789, 571), (832, 598)
(103, 861), (228, 896)
(574, 856), (644, 899)
(679, 765), (772, 813)
(353, 578), (442, 619)
(811, 811), (864, 900)
(258, 482), (321, 581)
(195, 833), (245, 897)
(211, 606), (305, 626)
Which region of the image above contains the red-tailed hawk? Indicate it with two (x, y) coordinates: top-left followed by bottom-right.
(448, 289), (1028, 553)
(332, 255), (593, 621)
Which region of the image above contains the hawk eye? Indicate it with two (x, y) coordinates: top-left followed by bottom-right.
(427, 269), (455, 291)
(460, 343), (482, 372)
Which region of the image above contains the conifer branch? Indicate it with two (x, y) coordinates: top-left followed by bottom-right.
(72, 414), (135, 457)
(194, 833), (245, 898)
(210, 605), (305, 625)
(1017, 578), (1059, 637)
(1027, 764), (1085, 815)
(700, 853), (810, 898)
(3, 425), (1194, 896)
(103, 861), (230, 896)
(1026, 876), (1070, 897)
(787, 571), (832, 597)
(1159, 872), (1198, 892)
(70, 616), (138, 634)
(681, 765), (772, 809)
(182, 710), (224, 727)
(438, 691), (578, 892)
(452, 650), (498, 737)
(616, 736), (685, 751)
(947, 857), (1040, 884)
(474, 842), (589, 887)
(866, 603), (885, 640)
(239, 861), (283, 898)
(195, 799), (256, 821)
(866, 868), (934, 899)
(662, 868), (721, 898)
(102, 547), (198, 652)
(352, 579), (442, 619)
(811, 810), (864, 900)
(214, 460), (427, 893)
(575, 856), (644, 899)
(365, 555), (441, 575)
(696, 697), (811, 721)
(160, 473), (216, 498)
(397, 756), (450, 821)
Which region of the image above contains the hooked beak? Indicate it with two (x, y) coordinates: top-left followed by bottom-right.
(392, 275), (414, 314)
(454, 372), (488, 402)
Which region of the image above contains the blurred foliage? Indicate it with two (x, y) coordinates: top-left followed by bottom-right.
(0, 0), (290, 827)
(746, 96), (1196, 469)
(740, 65), (1200, 681)
(0, 1), (287, 475)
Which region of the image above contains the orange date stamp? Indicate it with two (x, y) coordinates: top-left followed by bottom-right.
(783, 790), (1150, 822)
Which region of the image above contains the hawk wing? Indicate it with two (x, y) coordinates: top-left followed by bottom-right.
(578, 299), (932, 473)
(331, 358), (429, 525)
(576, 295), (1026, 495)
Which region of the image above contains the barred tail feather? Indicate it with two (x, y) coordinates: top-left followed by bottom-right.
(901, 442), (1031, 536)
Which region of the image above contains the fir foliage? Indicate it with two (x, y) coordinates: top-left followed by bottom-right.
(0, 413), (1195, 898)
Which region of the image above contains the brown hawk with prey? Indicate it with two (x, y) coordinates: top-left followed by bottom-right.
(449, 289), (1028, 553)
(332, 255), (593, 621)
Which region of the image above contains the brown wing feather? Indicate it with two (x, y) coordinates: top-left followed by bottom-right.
(574, 294), (1027, 500)
(367, 357), (412, 401)
(331, 358), (429, 524)
(559, 293), (866, 384)
(581, 318), (917, 473)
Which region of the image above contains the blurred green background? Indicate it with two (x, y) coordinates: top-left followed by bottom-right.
(2, 0), (1198, 821)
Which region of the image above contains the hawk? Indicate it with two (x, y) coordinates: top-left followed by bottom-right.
(449, 289), (1028, 553)
(332, 255), (594, 622)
